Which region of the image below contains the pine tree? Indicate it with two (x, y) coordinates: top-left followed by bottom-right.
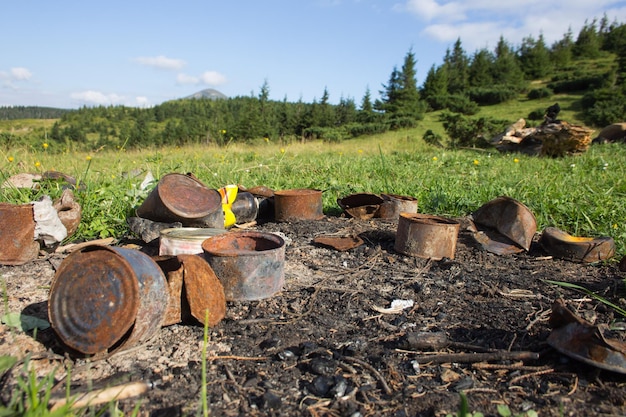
(444, 39), (470, 94)
(378, 48), (425, 127)
(468, 49), (494, 87)
(518, 34), (552, 79)
(492, 36), (525, 88)
(551, 27), (574, 68)
(358, 87), (378, 124)
(574, 19), (602, 59)
(420, 64), (449, 110)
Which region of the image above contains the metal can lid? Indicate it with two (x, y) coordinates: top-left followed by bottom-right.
(160, 227), (226, 241)
(158, 174), (222, 219)
(48, 245), (140, 355)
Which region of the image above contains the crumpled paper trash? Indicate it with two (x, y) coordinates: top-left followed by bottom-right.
(33, 196), (67, 246)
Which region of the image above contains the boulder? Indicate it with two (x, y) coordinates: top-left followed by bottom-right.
(592, 122), (626, 144)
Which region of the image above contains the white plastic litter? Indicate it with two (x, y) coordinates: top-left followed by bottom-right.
(372, 299), (415, 314)
(140, 171), (155, 191)
(32, 196), (67, 246)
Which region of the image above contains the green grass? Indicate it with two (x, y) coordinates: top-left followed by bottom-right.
(1, 129), (624, 255)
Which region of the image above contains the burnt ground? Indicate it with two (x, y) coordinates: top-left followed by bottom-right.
(1, 215), (625, 416)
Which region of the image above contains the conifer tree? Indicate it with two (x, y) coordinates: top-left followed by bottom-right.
(518, 34), (552, 79)
(468, 49), (494, 87)
(444, 39), (469, 94)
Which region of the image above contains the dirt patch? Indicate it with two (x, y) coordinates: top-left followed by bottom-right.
(1, 216), (625, 416)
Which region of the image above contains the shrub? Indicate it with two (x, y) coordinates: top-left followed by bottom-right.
(528, 108), (545, 121)
(446, 94), (479, 115)
(527, 87), (553, 100)
(425, 94), (478, 115)
(581, 88), (626, 126)
(548, 75), (608, 93)
(468, 86), (518, 105)
(440, 111), (510, 148)
(422, 129), (444, 147)
(344, 122), (389, 137)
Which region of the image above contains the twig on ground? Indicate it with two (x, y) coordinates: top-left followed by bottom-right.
(509, 368), (555, 385)
(404, 350), (540, 364)
(205, 355), (268, 361)
(341, 356), (393, 395)
(472, 362), (550, 372)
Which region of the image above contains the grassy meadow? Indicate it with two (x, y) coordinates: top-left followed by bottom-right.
(1, 126), (625, 257)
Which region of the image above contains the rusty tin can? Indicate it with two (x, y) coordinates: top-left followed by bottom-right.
(136, 173), (223, 227)
(394, 213), (460, 260)
(0, 203), (40, 265)
(274, 189), (324, 222)
(159, 227), (226, 256)
(201, 231), (285, 301)
(337, 193), (384, 220)
(378, 194), (419, 220)
(48, 245), (168, 355)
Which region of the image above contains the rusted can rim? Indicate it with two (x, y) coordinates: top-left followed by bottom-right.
(381, 193), (418, 203)
(202, 231), (285, 257)
(274, 188), (322, 198)
(399, 212), (458, 225)
(160, 227), (226, 241)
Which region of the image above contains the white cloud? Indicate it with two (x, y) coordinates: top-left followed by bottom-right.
(10, 67), (32, 81)
(0, 67), (33, 89)
(399, 0), (626, 51)
(134, 55), (186, 70)
(200, 71), (227, 85)
(177, 71), (227, 86)
(135, 96), (151, 107)
(401, 0), (466, 22)
(70, 90), (125, 106)
(177, 73), (199, 84)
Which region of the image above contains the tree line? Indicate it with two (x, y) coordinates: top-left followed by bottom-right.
(2, 15), (625, 150)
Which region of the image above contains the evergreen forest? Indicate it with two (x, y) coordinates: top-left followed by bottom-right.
(2, 16), (626, 151)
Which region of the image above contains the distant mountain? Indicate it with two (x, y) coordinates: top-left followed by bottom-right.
(184, 88), (227, 100)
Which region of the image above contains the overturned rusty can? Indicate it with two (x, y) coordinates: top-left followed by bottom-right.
(48, 245), (168, 356)
(274, 189), (324, 222)
(394, 213), (460, 260)
(378, 194), (419, 220)
(337, 193), (384, 220)
(159, 227), (226, 256)
(155, 254), (226, 327)
(136, 173), (223, 228)
(202, 231), (285, 301)
(0, 203), (40, 265)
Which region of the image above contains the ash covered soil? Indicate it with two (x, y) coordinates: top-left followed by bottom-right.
(1, 216), (625, 416)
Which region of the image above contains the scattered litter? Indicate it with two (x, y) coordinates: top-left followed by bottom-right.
(32, 196), (67, 246)
(540, 227), (615, 263)
(471, 196), (536, 253)
(548, 299), (626, 374)
(372, 299), (414, 314)
(313, 235), (364, 251)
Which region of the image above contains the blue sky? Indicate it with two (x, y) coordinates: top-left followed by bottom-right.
(2, 0), (626, 109)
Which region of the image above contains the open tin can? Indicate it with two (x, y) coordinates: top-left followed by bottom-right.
(202, 231), (285, 301)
